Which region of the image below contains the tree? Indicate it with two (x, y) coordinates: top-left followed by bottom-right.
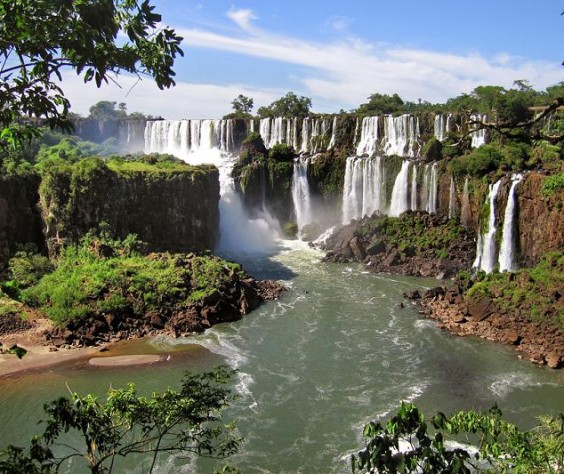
(0, 0), (183, 149)
(223, 95), (254, 120)
(88, 101), (121, 120)
(257, 92), (312, 118)
(352, 402), (564, 473)
(232, 95), (254, 115)
(356, 93), (405, 116)
(0, 367), (241, 473)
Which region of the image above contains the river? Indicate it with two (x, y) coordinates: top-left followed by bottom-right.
(0, 240), (563, 473)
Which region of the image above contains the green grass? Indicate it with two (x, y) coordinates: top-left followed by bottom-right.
(541, 173), (564, 197)
(468, 252), (564, 329)
(363, 213), (470, 259)
(20, 235), (246, 325)
(106, 159), (211, 175)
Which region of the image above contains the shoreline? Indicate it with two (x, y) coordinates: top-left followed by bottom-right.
(0, 344), (100, 378)
(0, 319), (173, 379)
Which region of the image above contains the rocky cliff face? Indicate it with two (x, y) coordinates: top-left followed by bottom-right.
(442, 172), (563, 269)
(517, 173), (564, 266)
(0, 173), (45, 264)
(39, 160), (220, 255)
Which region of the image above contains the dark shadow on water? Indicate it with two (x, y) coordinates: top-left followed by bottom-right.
(216, 241), (298, 281)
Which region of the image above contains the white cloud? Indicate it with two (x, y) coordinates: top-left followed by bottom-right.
(59, 10), (563, 119)
(177, 13), (562, 112)
(226, 8), (258, 33)
(59, 71), (283, 119)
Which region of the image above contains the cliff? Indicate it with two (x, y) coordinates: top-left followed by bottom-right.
(0, 171), (45, 264)
(39, 158), (220, 255)
(517, 173), (564, 266)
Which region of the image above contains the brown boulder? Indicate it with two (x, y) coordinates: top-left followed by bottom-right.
(467, 295), (495, 321)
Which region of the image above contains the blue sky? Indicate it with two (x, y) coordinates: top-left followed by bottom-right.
(63, 1), (563, 119)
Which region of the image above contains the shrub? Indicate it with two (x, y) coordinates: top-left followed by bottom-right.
(421, 137), (442, 162)
(541, 173), (564, 197)
(352, 402), (564, 474)
(269, 143), (295, 162)
(8, 246), (54, 288)
(449, 144), (503, 178)
(21, 232), (245, 325)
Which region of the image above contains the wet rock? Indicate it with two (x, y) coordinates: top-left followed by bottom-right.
(403, 289), (421, 300)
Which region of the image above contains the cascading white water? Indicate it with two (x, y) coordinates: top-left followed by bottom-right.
(342, 156), (385, 223)
(473, 231), (484, 270)
(448, 176), (457, 219)
(355, 117), (379, 156)
(382, 114), (418, 157)
(144, 119), (237, 156)
(470, 114), (488, 148)
(421, 163), (439, 213)
(461, 177), (470, 227)
(328, 116), (338, 150)
(434, 113), (452, 142)
(342, 157), (358, 223)
(145, 119), (280, 253)
(477, 180), (502, 273)
(292, 158), (313, 231)
(300, 118), (310, 154)
(389, 161), (411, 217)
(410, 163), (418, 210)
(498, 174), (524, 272)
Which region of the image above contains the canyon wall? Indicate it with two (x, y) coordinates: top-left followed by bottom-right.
(39, 159), (220, 256)
(0, 172), (45, 263)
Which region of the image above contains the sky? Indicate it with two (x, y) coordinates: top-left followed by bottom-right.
(62, 0), (563, 119)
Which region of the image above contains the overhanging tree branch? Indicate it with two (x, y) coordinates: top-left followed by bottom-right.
(466, 97), (564, 144)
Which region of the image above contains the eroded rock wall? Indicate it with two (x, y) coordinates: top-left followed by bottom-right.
(39, 160), (220, 255)
(0, 173), (45, 264)
(517, 173), (564, 266)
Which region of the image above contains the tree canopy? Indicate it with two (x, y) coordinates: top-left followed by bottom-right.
(355, 93), (405, 116)
(0, 368), (240, 473)
(257, 92), (312, 118)
(223, 94), (254, 119)
(0, 0), (183, 149)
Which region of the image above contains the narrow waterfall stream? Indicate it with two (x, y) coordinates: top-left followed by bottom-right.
(476, 180), (502, 273)
(499, 174), (524, 272)
(292, 158), (313, 232)
(389, 160), (411, 217)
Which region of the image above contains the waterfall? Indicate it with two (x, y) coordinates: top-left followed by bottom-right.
(422, 163), (438, 213)
(470, 114), (488, 148)
(473, 231), (484, 270)
(300, 118), (310, 154)
(382, 114), (418, 157)
(144, 119), (280, 253)
(389, 161), (411, 217)
(448, 176), (457, 219)
(434, 113), (452, 141)
(259, 117), (300, 149)
(144, 119), (236, 156)
(410, 163), (418, 210)
(355, 117), (379, 156)
(461, 177), (470, 227)
(328, 116), (338, 150)
(292, 158), (313, 231)
(498, 174), (524, 272)
(342, 156), (386, 224)
(477, 180), (502, 273)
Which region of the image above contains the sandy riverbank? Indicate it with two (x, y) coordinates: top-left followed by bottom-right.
(0, 318), (170, 378)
